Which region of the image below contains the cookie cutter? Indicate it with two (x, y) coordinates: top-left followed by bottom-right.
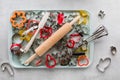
(98, 10), (105, 19)
(77, 55), (89, 66)
(57, 12), (64, 25)
(10, 11), (27, 29)
(79, 10), (89, 25)
(22, 19), (39, 36)
(59, 51), (72, 66)
(45, 54), (56, 68)
(26, 11), (35, 19)
(70, 33), (81, 42)
(10, 43), (22, 56)
(1, 62), (14, 76)
(40, 26), (53, 39)
(66, 39), (75, 48)
(69, 58), (77, 66)
(12, 33), (23, 44)
(111, 46), (117, 55)
(96, 57), (111, 73)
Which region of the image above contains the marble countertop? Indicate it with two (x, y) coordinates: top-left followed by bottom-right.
(0, 0), (120, 80)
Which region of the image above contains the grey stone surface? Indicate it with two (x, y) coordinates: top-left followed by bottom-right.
(0, 0), (120, 80)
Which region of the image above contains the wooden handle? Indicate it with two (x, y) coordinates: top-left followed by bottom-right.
(35, 23), (72, 56)
(24, 54), (37, 65)
(24, 16), (80, 65)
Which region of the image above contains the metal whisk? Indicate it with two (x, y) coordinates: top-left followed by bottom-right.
(81, 25), (108, 46)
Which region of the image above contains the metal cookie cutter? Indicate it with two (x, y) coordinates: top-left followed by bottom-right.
(26, 11), (35, 19)
(96, 57), (111, 73)
(111, 46), (117, 55)
(45, 54), (56, 69)
(1, 62), (14, 76)
(12, 33), (23, 44)
(98, 10), (105, 19)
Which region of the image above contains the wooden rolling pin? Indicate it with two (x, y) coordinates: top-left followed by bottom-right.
(24, 16), (81, 65)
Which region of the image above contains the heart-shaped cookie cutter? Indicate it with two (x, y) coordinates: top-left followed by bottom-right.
(96, 57), (111, 73)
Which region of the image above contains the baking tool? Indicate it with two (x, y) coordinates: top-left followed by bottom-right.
(20, 12), (50, 53)
(18, 29), (33, 42)
(22, 19), (39, 36)
(110, 46), (117, 55)
(69, 58), (77, 66)
(22, 25), (38, 36)
(24, 15), (81, 65)
(40, 26), (53, 39)
(60, 52), (72, 66)
(45, 54), (56, 68)
(82, 26), (89, 35)
(57, 12), (64, 25)
(1, 62), (14, 76)
(12, 33), (23, 44)
(26, 11), (35, 19)
(60, 58), (70, 66)
(67, 33), (81, 48)
(98, 10), (105, 19)
(77, 55), (89, 66)
(10, 43), (22, 56)
(10, 11), (27, 29)
(80, 25), (108, 46)
(96, 57), (111, 73)
(67, 39), (75, 48)
(79, 10), (89, 25)
(70, 33), (81, 42)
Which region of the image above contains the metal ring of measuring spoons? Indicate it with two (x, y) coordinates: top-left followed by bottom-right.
(1, 62), (14, 76)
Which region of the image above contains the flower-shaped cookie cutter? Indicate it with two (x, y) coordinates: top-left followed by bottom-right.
(10, 11), (27, 29)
